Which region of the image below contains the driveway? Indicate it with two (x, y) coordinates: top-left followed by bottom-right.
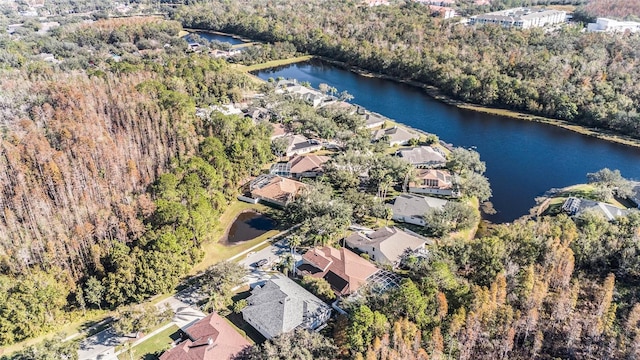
(78, 287), (206, 360)
(238, 240), (301, 287)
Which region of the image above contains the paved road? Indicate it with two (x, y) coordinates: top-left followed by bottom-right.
(78, 286), (206, 360)
(78, 229), (300, 359)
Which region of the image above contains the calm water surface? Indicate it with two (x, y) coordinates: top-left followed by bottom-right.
(255, 59), (640, 223)
(223, 212), (277, 244)
(192, 31), (246, 45)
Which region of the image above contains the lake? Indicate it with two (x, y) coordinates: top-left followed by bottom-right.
(254, 59), (640, 223)
(223, 211), (277, 245)
(191, 31), (246, 45)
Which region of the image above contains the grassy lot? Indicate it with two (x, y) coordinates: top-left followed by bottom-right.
(448, 197), (481, 242)
(117, 324), (180, 360)
(240, 55), (313, 72)
(191, 200), (282, 274)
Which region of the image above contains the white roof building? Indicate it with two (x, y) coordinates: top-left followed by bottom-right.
(587, 18), (640, 33)
(470, 7), (566, 29)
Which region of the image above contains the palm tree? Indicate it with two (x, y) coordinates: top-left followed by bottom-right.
(278, 254), (295, 277)
(289, 234), (302, 255)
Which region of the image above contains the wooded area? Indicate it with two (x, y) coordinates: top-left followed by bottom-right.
(174, 0), (640, 138)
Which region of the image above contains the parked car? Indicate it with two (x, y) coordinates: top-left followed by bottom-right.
(252, 259), (268, 268)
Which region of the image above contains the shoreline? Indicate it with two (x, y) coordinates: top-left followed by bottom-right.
(181, 27), (640, 149)
(313, 56), (640, 150)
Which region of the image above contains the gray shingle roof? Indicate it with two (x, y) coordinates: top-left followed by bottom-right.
(389, 194), (447, 219)
(242, 274), (330, 339)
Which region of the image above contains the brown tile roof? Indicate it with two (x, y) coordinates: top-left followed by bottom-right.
(289, 155), (330, 175)
(410, 169), (453, 189)
(159, 313), (250, 360)
(251, 175), (306, 205)
(301, 247), (379, 295)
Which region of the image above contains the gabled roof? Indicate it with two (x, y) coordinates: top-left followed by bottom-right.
(289, 155), (331, 174)
(242, 274), (329, 339)
(389, 194), (447, 219)
(398, 146), (446, 167)
(372, 126), (419, 144)
(159, 313), (250, 360)
(283, 134), (321, 154)
(346, 227), (429, 265)
(301, 247), (379, 295)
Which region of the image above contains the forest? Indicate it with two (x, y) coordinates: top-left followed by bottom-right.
(0, 17), (273, 345)
(173, 0), (640, 139)
(1, 5), (640, 360)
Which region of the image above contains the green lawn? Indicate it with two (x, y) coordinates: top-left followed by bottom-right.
(240, 55), (313, 72)
(117, 324), (180, 360)
(191, 200), (282, 274)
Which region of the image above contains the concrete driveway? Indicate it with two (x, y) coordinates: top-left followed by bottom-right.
(238, 240), (301, 287)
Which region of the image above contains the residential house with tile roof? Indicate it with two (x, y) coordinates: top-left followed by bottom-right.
(159, 313), (250, 360)
(297, 246), (380, 296)
(409, 169), (458, 197)
(345, 227), (430, 266)
(249, 174), (306, 207)
(389, 194), (448, 226)
(241, 274), (331, 340)
(271, 154), (331, 179)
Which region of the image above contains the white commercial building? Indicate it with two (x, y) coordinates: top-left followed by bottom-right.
(587, 18), (640, 33)
(469, 7), (566, 29)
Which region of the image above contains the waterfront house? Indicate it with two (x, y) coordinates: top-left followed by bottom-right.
(345, 227), (430, 266)
(271, 154), (331, 179)
(561, 197), (629, 221)
(397, 146), (447, 168)
(372, 126), (420, 146)
(298, 246), (380, 296)
(281, 134), (323, 157)
(388, 194), (448, 226)
(409, 169), (458, 197)
(242, 274), (331, 340)
(249, 174), (306, 207)
(631, 182), (640, 209)
(159, 313), (250, 360)
(274, 79), (336, 108)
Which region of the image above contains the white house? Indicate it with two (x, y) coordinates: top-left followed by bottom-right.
(345, 227), (431, 266)
(389, 194), (447, 226)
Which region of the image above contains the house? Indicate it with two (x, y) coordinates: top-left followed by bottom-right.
(282, 134), (323, 157)
(249, 174), (306, 207)
(409, 169), (458, 197)
(631, 182), (640, 209)
(397, 146), (446, 168)
(469, 8), (566, 29)
(242, 274), (331, 340)
(429, 5), (455, 19)
(372, 126), (420, 146)
(270, 123), (290, 140)
(587, 18), (640, 33)
(244, 107), (272, 123)
(159, 313), (250, 360)
(561, 197), (629, 221)
(345, 227), (430, 266)
(363, 112), (387, 129)
(274, 79), (336, 108)
(388, 194), (447, 226)
(271, 154), (331, 179)
(298, 246), (379, 296)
